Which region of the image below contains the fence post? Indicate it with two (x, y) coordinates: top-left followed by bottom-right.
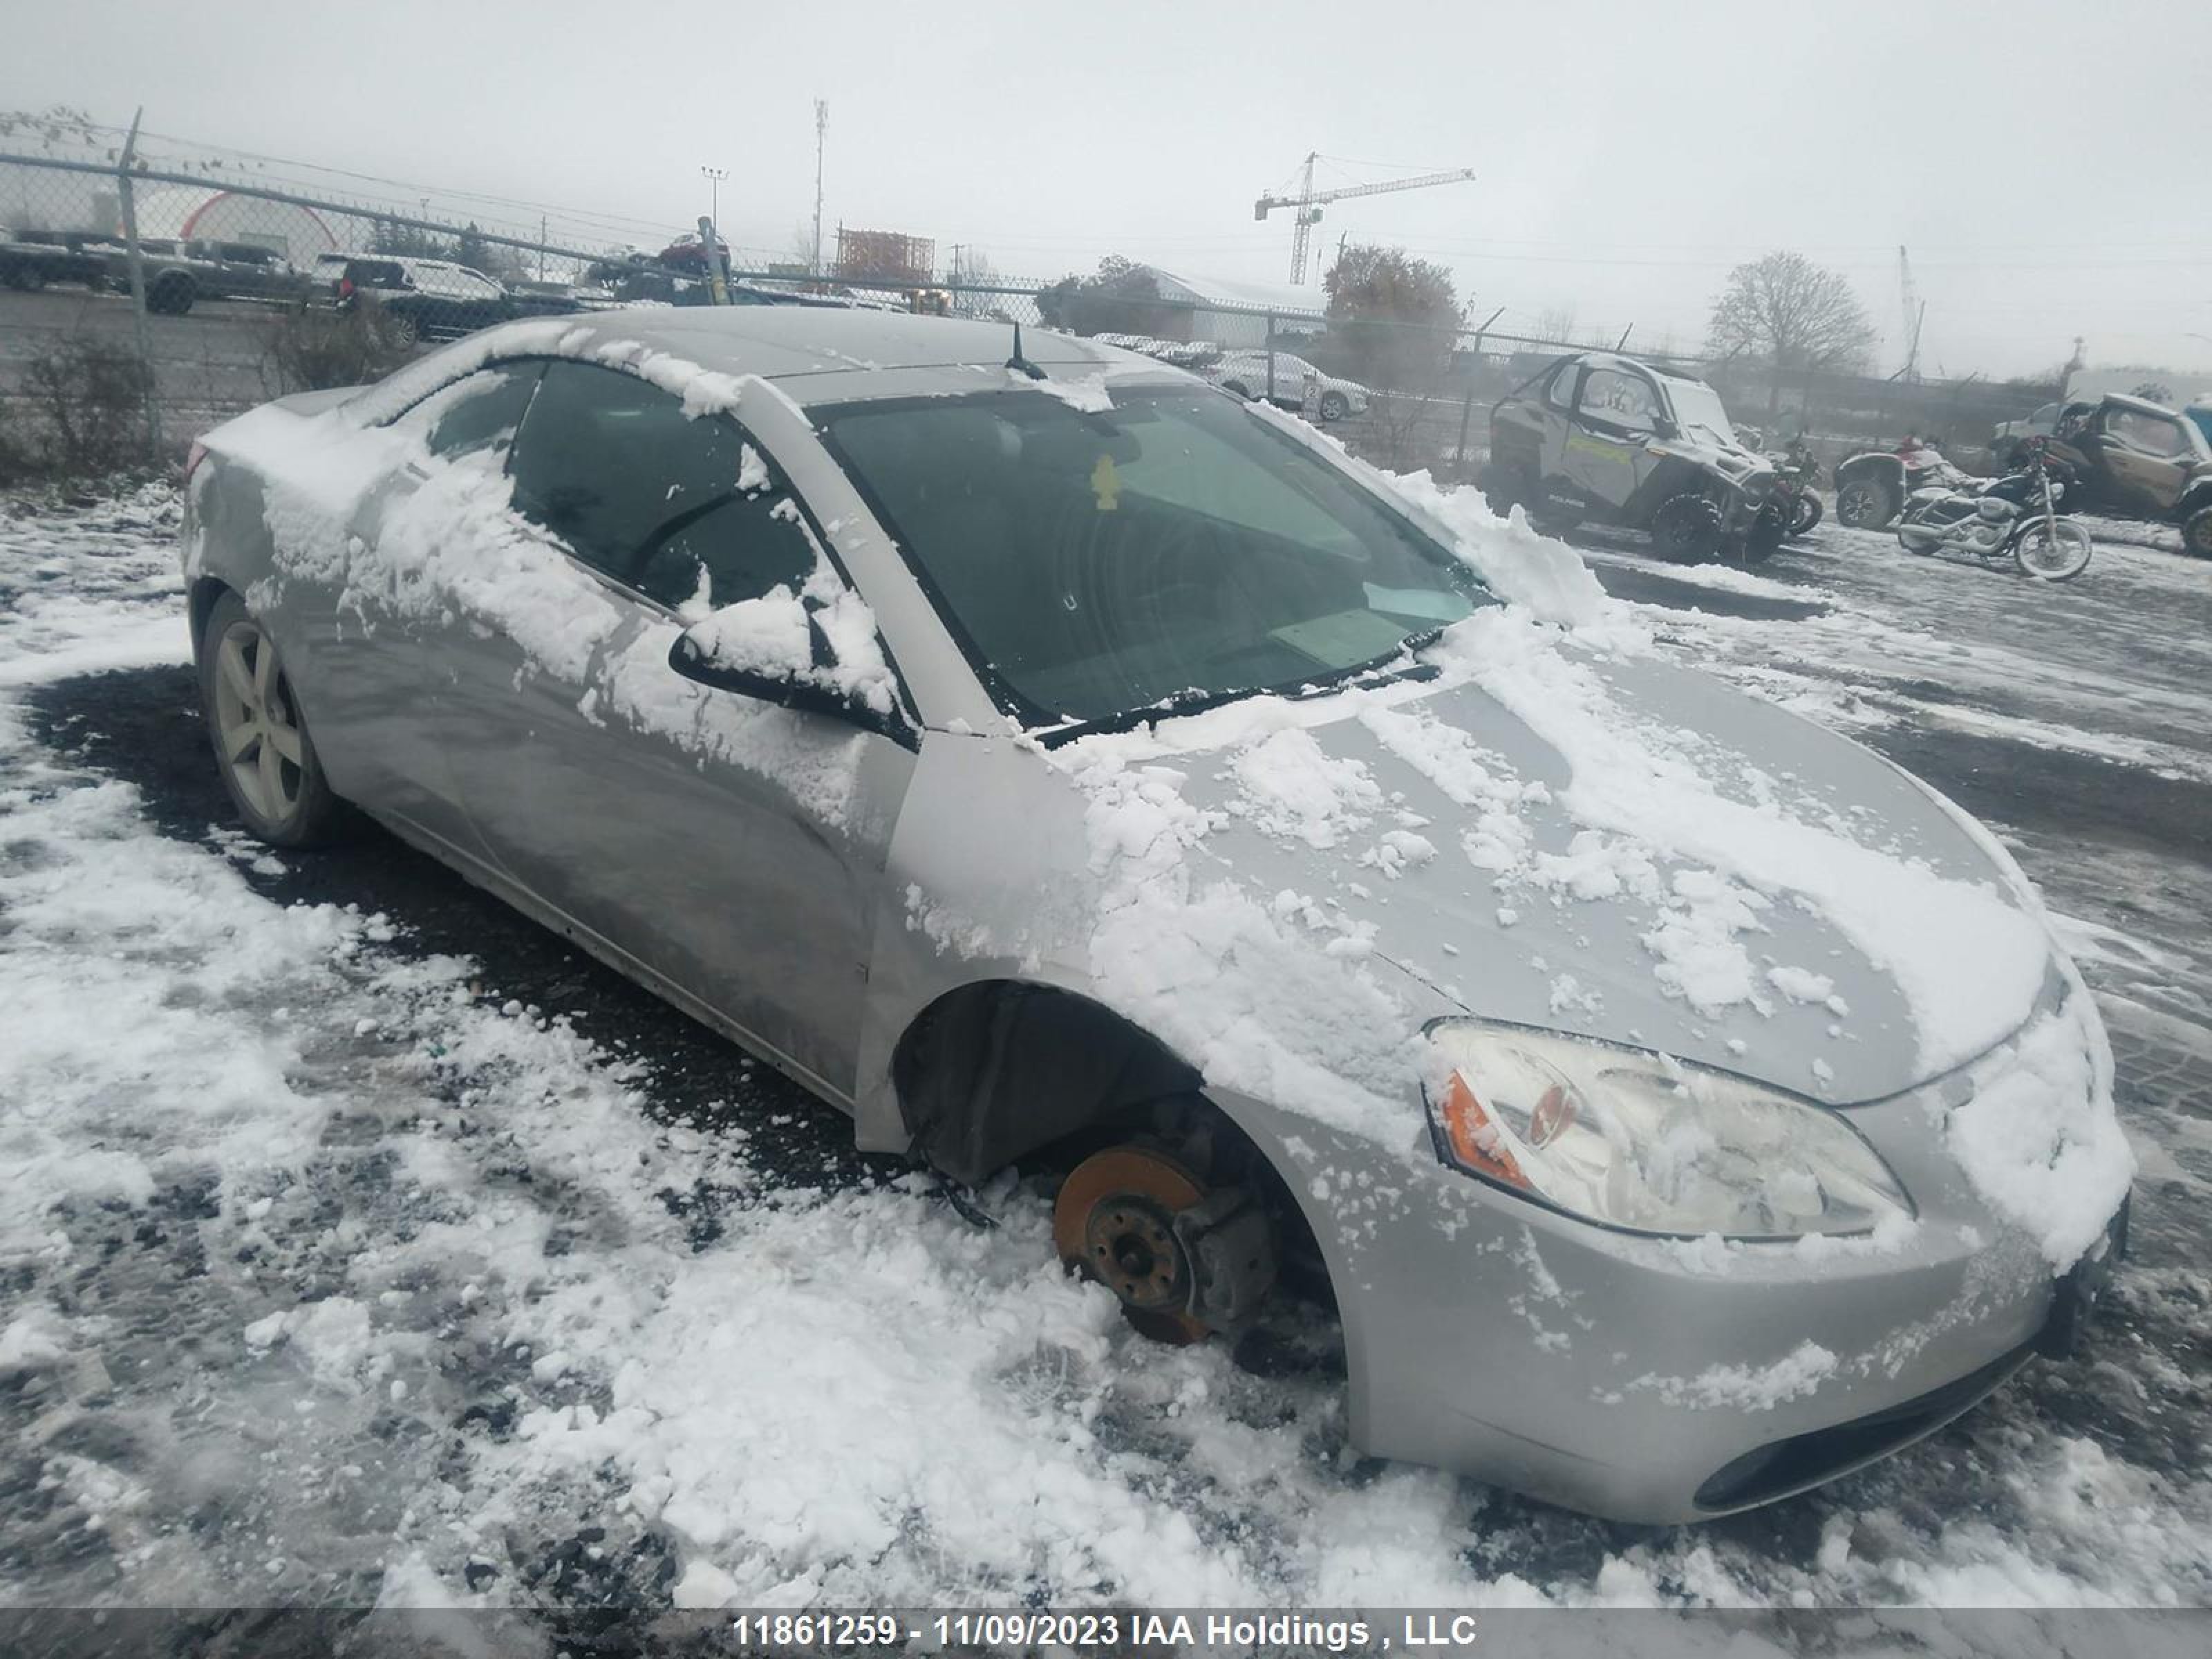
(1266, 314), (1276, 403)
(115, 107), (164, 462)
(699, 215), (729, 305)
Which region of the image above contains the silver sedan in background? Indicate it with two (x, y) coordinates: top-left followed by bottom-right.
(182, 308), (2129, 1523)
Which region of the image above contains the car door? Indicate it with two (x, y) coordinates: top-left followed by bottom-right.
(1534, 359), (1583, 491)
(428, 358), (916, 1100)
(2091, 405), (2196, 515)
(1563, 364), (1664, 512)
(307, 360), (547, 860)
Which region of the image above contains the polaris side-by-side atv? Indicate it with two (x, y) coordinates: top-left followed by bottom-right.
(1482, 352), (1788, 564)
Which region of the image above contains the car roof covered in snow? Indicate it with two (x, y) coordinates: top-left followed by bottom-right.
(2099, 391), (2186, 418)
(550, 306), (1174, 407)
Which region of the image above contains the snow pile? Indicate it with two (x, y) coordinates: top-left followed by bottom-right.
(1020, 369), (1115, 413)
(682, 550), (899, 720)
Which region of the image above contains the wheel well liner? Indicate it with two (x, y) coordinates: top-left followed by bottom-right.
(188, 574), (232, 646)
(891, 981), (1201, 1185)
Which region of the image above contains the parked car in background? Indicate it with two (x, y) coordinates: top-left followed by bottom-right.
(98, 238), (312, 315)
(0, 230), (109, 292)
(317, 254), (534, 345)
(1484, 350), (1786, 562)
(180, 307), (2129, 1524)
(2042, 394), (2212, 555)
(1208, 350), (1368, 421)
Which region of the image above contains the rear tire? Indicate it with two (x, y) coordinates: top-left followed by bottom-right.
(2183, 505), (2212, 559)
(196, 590), (342, 848)
(1790, 493), (1822, 536)
(1836, 478), (1897, 529)
(1318, 390), (1350, 422)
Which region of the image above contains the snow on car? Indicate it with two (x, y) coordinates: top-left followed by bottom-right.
(3, 464), (2206, 1613)
(162, 308), (2134, 1531)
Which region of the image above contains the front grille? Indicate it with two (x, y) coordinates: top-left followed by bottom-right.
(1692, 1342), (2034, 1512)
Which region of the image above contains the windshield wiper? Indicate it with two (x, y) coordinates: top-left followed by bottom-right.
(1035, 627), (1447, 747)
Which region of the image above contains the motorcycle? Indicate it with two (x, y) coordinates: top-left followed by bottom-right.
(1763, 438), (1824, 538)
(1894, 438), (2092, 581)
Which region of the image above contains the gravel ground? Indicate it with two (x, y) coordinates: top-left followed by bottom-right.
(1, 485), (2206, 1638)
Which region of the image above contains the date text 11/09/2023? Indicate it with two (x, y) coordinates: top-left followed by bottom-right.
(722, 1612), (1489, 1652)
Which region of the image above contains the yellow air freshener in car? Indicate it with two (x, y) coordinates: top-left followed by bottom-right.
(1091, 453), (1121, 512)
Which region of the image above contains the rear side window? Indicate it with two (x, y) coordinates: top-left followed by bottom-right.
(505, 360), (819, 610)
(394, 364), (543, 462)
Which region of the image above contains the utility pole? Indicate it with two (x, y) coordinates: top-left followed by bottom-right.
(701, 166), (727, 242)
(115, 106), (162, 459)
(812, 98), (828, 278)
(538, 214), (547, 282)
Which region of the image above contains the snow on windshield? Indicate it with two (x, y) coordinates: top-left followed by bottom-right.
(1661, 377), (1739, 446)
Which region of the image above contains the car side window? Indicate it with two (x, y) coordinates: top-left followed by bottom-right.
(507, 359), (818, 611)
(394, 364), (543, 462)
(1545, 365), (1580, 413)
(2108, 409), (2188, 458)
(1578, 368), (1660, 432)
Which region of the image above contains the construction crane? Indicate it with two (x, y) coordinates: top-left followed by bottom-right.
(1897, 245), (1926, 382)
(1255, 153), (1478, 284)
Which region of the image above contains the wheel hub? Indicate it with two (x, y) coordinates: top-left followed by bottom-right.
(1053, 1145), (1210, 1344)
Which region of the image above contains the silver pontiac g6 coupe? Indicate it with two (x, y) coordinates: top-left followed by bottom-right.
(182, 308), (2131, 1523)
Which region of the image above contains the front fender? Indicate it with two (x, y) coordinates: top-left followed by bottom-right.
(1833, 452), (1904, 491)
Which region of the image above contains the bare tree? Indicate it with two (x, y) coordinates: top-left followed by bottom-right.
(1533, 306), (1580, 345)
(1707, 251), (1877, 413)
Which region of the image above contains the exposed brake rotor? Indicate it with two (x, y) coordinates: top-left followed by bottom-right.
(1053, 1145), (1211, 1345)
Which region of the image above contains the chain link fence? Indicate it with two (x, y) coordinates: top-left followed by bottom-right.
(1, 143), (2052, 486)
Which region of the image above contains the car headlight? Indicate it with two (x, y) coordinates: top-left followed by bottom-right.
(1422, 1022), (1912, 1239)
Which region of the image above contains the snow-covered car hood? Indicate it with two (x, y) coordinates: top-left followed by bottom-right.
(1653, 435), (1773, 486)
(1037, 616), (2055, 1110)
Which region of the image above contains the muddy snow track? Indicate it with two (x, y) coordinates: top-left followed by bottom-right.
(1, 489), (2209, 1635)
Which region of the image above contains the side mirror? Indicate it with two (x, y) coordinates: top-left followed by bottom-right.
(1649, 414), (1679, 440)
(667, 599), (912, 744)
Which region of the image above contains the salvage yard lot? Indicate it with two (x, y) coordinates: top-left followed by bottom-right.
(1, 485), (2207, 1613)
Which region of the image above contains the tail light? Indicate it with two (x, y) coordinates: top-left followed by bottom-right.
(183, 440), (207, 483)
(337, 276), (355, 301)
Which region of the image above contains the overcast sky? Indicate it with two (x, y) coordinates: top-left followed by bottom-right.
(10, 0), (2211, 382)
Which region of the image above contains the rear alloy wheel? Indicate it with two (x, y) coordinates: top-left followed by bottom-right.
(1835, 478), (1896, 529)
(1054, 1143), (1275, 1344)
(198, 592), (341, 847)
(1649, 492), (1723, 562)
(1318, 390), (1350, 422)
(2183, 505), (2212, 559)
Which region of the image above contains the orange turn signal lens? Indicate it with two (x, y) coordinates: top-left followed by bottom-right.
(1438, 1071), (1530, 1190)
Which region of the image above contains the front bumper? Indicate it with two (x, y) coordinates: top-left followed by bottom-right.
(1202, 1031), (2124, 1524)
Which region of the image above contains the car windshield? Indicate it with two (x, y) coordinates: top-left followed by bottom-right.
(825, 388), (1491, 728)
(1661, 377), (1738, 447)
